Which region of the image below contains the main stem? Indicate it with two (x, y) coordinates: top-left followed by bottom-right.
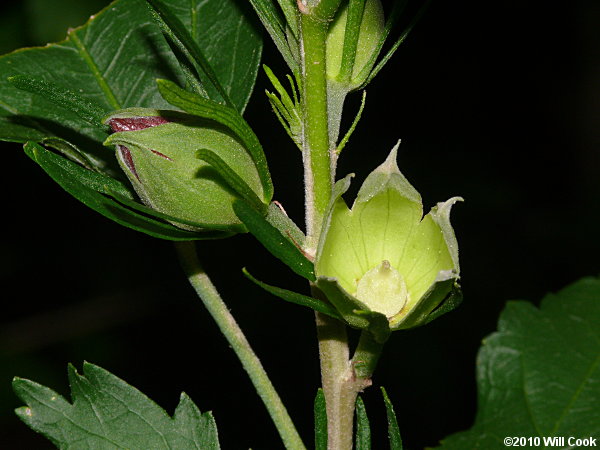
(175, 242), (306, 450)
(301, 13), (332, 250)
(300, 6), (370, 450)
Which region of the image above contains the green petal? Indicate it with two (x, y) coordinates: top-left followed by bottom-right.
(316, 144), (423, 294)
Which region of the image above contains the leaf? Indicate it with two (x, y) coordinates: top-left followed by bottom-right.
(25, 141), (227, 241)
(0, 0), (261, 165)
(355, 396), (371, 450)
(8, 75), (109, 130)
(439, 277), (600, 449)
(243, 268), (341, 319)
(381, 387), (402, 450)
(13, 362), (220, 449)
(233, 199), (315, 281)
(144, 0), (233, 110)
(314, 388), (328, 450)
(158, 0), (262, 113)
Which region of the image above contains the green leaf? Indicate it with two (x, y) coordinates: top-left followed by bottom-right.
(314, 388), (328, 450)
(144, 0), (233, 110)
(0, 0), (261, 162)
(13, 362), (220, 449)
(25, 141), (226, 240)
(8, 75), (109, 130)
(157, 79), (273, 202)
(439, 277), (600, 449)
(243, 268), (341, 319)
(355, 395), (371, 450)
(233, 200), (316, 281)
(158, 0), (262, 113)
(381, 387), (402, 450)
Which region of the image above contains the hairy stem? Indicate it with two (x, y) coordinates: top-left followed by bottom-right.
(315, 310), (355, 450)
(301, 12), (333, 250)
(176, 241), (306, 450)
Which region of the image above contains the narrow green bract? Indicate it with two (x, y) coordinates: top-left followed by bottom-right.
(315, 143), (462, 331)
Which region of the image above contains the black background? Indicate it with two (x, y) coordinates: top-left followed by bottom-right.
(1, 0), (599, 448)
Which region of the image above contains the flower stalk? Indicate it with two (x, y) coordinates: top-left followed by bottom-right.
(175, 241), (306, 450)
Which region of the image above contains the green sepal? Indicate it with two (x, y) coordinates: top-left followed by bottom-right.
(391, 278), (460, 330)
(107, 189), (236, 235)
(381, 387), (403, 450)
(144, 0), (233, 109)
(314, 389), (328, 450)
(242, 269), (341, 319)
(157, 79), (273, 202)
(8, 75), (109, 130)
(24, 141), (221, 241)
(355, 396), (371, 450)
(196, 148), (267, 214)
(316, 277), (390, 343)
(233, 200), (315, 281)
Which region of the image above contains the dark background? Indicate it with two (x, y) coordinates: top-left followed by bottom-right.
(1, 0), (599, 448)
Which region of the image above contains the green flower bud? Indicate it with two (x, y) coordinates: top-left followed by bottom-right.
(326, 0), (385, 86)
(315, 144), (462, 338)
(103, 108), (266, 232)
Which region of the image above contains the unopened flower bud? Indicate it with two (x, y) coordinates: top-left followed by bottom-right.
(326, 0), (385, 87)
(104, 108), (266, 232)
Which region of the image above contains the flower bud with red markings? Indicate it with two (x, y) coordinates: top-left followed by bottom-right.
(103, 108), (266, 232)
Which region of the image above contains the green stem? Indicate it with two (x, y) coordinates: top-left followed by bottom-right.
(175, 242), (306, 450)
(300, 12), (333, 248)
(315, 310), (355, 450)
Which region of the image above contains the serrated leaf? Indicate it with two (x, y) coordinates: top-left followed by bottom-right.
(439, 277), (600, 449)
(144, 0), (233, 110)
(157, 0), (262, 113)
(381, 387), (402, 450)
(13, 362), (220, 449)
(355, 396), (371, 450)
(25, 141), (227, 240)
(8, 75), (109, 129)
(243, 268), (341, 319)
(0, 0), (261, 167)
(233, 199), (315, 281)
(314, 388), (328, 450)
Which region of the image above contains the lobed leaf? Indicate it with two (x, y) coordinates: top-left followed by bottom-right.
(439, 277), (600, 449)
(13, 362), (220, 449)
